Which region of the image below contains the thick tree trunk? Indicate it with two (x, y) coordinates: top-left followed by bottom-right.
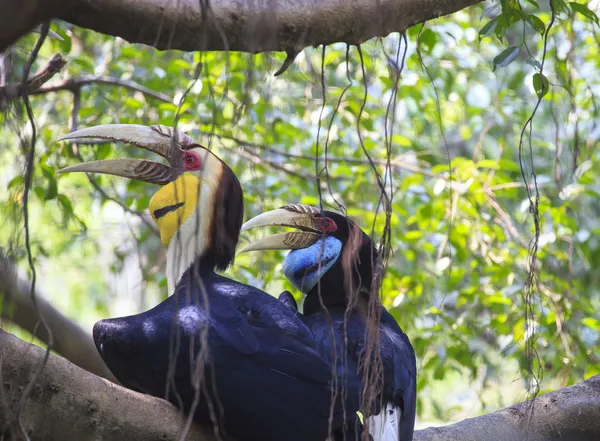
(0, 0), (67, 52)
(1, 0), (483, 53)
(0, 330), (219, 441)
(0, 329), (598, 441)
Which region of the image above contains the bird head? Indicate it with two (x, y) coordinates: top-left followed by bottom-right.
(59, 124), (243, 291)
(240, 204), (378, 312)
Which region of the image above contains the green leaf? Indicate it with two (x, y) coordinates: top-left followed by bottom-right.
(57, 194), (74, 215)
(7, 175), (23, 189)
(42, 167), (58, 200)
(53, 25), (72, 54)
(525, 0), (540, 8)
(70, 57), (95, 72)
(34, 186), (45, 201)
(532, 72), (550, 98)
(498, 159), (521, 172)
(419, 29), (439, 53)
(392, 134), (412, 147)
(96, 144), (112, 160)
(548, 0), (569, 15)
(493, 47), (520, 71)
(479, 19), (498, 40)
(477, 159), (501, 169)
(582, 317), (600, 331)
(526, 15), (546, 35)
(570, 2), (600, 25)
(124, 97), (143, 109)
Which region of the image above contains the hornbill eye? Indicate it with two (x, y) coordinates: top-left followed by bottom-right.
(184, 151), (202, 170)
(318, 217), (337, 233)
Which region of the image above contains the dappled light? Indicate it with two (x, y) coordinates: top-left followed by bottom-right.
(1, 1), (600, 440)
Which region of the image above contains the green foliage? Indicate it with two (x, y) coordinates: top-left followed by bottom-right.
(2, 0), (600, 426)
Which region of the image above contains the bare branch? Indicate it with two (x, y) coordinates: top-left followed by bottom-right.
(33, 75), (173, 103)
(225, 144), (334, 182)
(1, 0), (483, 55)
(207, 132), (434, 176)
(0, 53), (66, 105)
(0, 330), (220, 441)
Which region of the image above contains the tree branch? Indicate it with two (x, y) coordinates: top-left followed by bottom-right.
(0, 254), (117, 383)
(414, 375), (600, 441)
(0, 0), (67, 52)
(0, 53), (66, 106)
(33, 75), (173, 103)
(0, 330), (218, 441)
(1, 0), (483, 54)
(0, 327), (598, 441)
(206, 131), (434, 176)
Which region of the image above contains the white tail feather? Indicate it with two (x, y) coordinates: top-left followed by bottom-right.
(367, 403), (401, 441)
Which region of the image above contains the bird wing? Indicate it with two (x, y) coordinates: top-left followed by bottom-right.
(209, 296), (260, 355)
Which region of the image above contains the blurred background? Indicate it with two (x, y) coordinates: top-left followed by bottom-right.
(1, 0), (599, 428)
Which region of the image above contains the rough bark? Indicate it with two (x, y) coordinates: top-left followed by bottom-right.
(0, 0), (65, 52)
(1, 0), (483, 53)
(0, 329), (599, 441)
(0, 330), (218, 441)
(414, 375), (600, 441)
(0, 255), (117, 382)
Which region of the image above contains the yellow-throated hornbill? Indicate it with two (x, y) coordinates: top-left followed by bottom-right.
(241, 204), (417, 441)
(58, 125), (360, 441)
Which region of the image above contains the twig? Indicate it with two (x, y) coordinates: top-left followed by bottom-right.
(34, 75), (173, 103)
(481, 181), (545, 192)
(204, 132), (434, 176)
(226, 145), (328, 182)
(0, 53), (66, 103)
(484, 192), (528, 248)
(12, 21), (53, 437)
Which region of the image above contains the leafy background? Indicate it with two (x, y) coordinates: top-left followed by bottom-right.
(1, 0), (600, 427)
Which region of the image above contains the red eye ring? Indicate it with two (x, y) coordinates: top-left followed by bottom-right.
(183, 152), (202, 171)
(318, 217), (337, 233)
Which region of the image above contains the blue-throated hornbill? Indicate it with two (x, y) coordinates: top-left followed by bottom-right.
(58, 125), (361, 441)
(240, 204), (417, 441)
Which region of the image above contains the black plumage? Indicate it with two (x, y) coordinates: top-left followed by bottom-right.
(95, 266), (347, 441)
(277, 209), (417, 441)
(93, 170), (359, 441)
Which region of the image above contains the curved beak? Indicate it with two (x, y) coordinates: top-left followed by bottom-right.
(57, 124), (193, 185)
(238, 206), (323, 253)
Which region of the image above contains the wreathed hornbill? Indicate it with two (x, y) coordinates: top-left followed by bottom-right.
(241, 204), (417, 441)
(58, 125), (359, 441)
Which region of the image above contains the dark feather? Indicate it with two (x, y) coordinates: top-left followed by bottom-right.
(94, 265), (347, 441)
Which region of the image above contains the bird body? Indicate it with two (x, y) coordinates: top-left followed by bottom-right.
(303, 307), (416, 441)
(58, 125), (355, 441)
(95, 265), (342, 441)
(242, 205), (417, 441)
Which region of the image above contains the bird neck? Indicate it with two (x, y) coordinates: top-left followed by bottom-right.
(302, 266), (369, 316)
(164, 167), (243, 294)
(166, 212), (211, 294)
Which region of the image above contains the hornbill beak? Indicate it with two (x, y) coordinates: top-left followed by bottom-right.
(57, 124), (193, 185)
(238, 204), (323, 253)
